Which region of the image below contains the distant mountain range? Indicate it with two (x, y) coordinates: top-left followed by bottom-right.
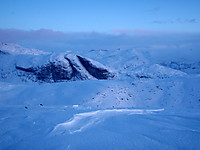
(1, 42), (200, 84)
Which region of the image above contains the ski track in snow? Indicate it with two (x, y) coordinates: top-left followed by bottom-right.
(53, 108), (164, 134)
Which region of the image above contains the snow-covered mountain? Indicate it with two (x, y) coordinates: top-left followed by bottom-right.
(0, 43), (200, 150)
(0, 42), (47, 55)
(0, 43), (115, 83)
(160, 61), (200, 74)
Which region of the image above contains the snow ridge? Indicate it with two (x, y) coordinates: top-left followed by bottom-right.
(0, 42), (48, 55)
(53, 108), (164, 134)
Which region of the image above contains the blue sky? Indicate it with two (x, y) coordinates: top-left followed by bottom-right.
(0, 0), (200, 54)
(0, 0), (200, 32)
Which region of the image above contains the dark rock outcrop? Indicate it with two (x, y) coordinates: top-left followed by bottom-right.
(77, 55), (114, 79)
(14, 55), (114, 83)
(0, 50), (9, 55)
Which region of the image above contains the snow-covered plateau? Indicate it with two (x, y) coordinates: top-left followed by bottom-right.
(0, 43), (200, 150)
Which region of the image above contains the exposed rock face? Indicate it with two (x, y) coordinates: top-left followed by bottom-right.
(0, 50), (9, 55)
(77, 55), (114, 80)
(15, 62), (73, 82)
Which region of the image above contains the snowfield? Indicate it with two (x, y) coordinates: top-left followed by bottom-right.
(0, 43), (200, 150)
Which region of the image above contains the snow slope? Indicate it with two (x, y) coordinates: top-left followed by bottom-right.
(0, 44), (200, 150)
(0, 42), (47, 55)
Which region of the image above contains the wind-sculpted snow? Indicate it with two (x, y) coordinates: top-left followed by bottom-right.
(53, 108), (164, 134)
(0, 106), (200, 150)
